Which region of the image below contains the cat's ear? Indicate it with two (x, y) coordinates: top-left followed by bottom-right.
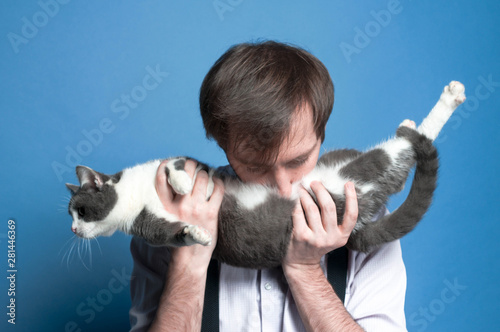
(65, 183), (79, 194)
(76, 166), (105, 191)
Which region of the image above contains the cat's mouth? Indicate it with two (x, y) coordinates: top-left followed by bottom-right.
(71, 224), (117, 238)
(71, 226), (88, 238)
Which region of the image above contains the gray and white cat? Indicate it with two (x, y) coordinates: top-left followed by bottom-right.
(66, 81), (466, 269)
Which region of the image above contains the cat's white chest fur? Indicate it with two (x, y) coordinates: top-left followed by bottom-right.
(108, 160), (175, 232)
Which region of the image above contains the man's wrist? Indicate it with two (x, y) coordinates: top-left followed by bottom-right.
(283, 262), (325, 282)
(169, 247), (212, 278)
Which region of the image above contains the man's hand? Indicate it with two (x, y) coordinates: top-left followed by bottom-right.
(155, 159), (224, 275)
(281, 181), (363, 331)
(150, 161), (224, 331)
(283, 181), (358, 270)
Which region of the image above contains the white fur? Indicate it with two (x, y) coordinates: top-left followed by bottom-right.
(378, 137), (413, 164)
(418, 81), (466, 141)
(298, 162), (373, 204)
(300, 163), (348, 197)
(113, 160), (163, 231)
(225, 182), (271, 210)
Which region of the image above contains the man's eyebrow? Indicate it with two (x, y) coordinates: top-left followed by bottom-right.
(234, 155), (270, 167)
(283, 148), (314, 165)
(234, 141), (319, 167)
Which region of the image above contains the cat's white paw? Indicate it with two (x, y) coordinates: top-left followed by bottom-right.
(399, 119), (416, 129)
(165, 159), (193, 195)
(183, 225), (212, 246)
(168, 170), (193, 195)
(441, 81), (466, 107)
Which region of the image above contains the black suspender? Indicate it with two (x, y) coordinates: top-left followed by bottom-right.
(201, 247), (348, 331)
(201, 259), (219, 332)
(327, 246), (349, 303)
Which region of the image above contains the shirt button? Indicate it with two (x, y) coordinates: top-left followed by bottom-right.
(264, 282), (272, 291)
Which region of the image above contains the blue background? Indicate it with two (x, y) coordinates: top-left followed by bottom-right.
(1, 1), (499, 331)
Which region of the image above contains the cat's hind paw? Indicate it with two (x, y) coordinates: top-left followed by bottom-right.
(183, 225), (212, 246)
(399, 119), (416, 129)
(442, 81), (466, 107)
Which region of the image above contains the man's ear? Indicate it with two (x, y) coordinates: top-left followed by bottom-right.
(65, 183), (79, 194)
(76, 166), (105, 191)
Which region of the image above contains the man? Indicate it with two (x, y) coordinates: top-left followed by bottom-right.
(130, 41), (407, 331)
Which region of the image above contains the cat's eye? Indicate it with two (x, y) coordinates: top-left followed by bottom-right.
(77, 207), (85, 217)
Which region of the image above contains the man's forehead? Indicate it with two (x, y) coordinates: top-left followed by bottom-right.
(233, 133), (319, 167)
(229, 106), (318, 166)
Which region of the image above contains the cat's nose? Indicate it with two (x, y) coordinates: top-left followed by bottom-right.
(71, 227), (77, 234)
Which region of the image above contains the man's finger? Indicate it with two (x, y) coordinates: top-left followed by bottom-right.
(310, 181), (337, 233)
(341, 182), (358, 234)
(191, 170), (209, 199)
(156, 159), (174, 208)
(291, 199), (308, 235)
(184, 159), (198, 178)
(209, 177), (225, 205)
(299, 186), (323, 232)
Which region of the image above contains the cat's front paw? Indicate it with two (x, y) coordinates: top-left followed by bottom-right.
(183, 225), (212, 246)
(442, 81), (466, 107)
(166, 158), (193, 195)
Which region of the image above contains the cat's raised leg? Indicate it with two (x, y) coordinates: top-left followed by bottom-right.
(417, 81), (466, 141)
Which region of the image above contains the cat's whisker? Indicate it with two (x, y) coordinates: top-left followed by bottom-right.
(59, 235), (75, 256)
(59, 236), (74, 262)
(87, 239), (93, 269)
(58, 205), (70, 214)
(68, 240), (78, 267)
(60, 236), (79, 268)
(92, 236), (103, 256)
(77, 239), (89, 271)
(59, 195), (72, 210)
(72, 237), (94, 271)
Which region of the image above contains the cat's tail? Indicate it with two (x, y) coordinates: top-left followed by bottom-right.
(347, 127), (439, 252)
(347, 81), (465, 252)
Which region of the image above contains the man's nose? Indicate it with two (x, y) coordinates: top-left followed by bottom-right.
(269, 168), (294, 198)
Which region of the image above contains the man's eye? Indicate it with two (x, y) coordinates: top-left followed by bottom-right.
(246, 167), (266, 174)
(288, 158), (308, 169)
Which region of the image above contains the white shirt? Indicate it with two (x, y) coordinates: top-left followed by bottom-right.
(129, 226), (407, 331)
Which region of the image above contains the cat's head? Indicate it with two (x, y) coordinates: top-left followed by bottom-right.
(66, 166), (122, 239)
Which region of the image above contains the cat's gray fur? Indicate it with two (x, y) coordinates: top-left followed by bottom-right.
(66, 81), (466, 269)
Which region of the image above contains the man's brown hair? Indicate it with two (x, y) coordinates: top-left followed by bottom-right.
(199, 40), (334, 163)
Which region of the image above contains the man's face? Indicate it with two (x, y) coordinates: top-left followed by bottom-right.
(226, 108), (322, 198)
